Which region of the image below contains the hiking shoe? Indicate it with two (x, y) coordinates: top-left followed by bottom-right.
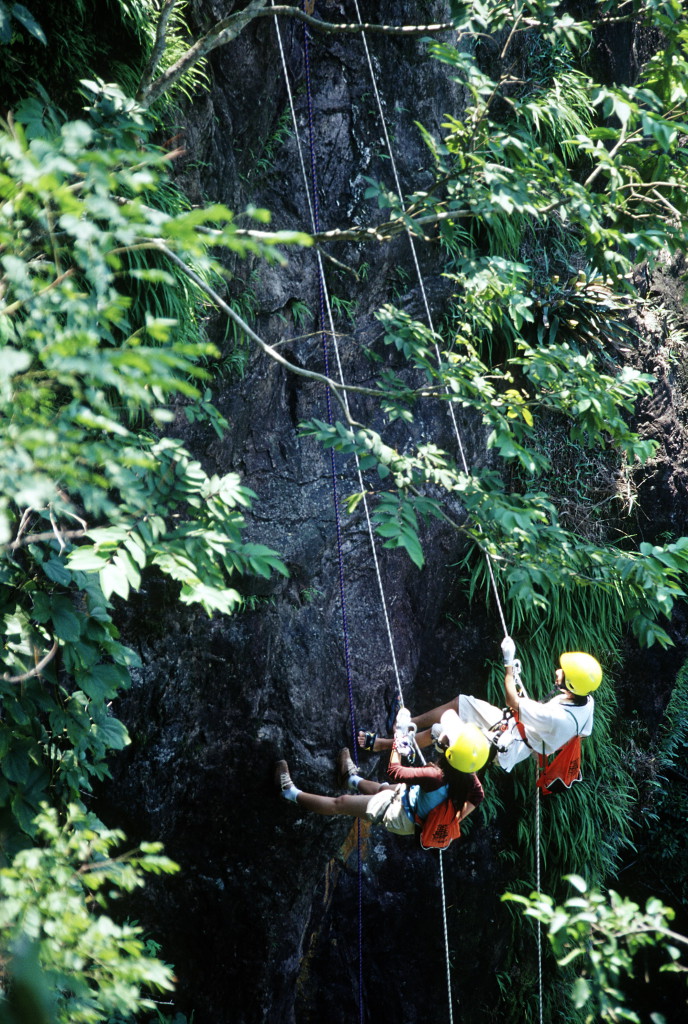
(275, 759), (294, 793)
(337, 747), (358, 787)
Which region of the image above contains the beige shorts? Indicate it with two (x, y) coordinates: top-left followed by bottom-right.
(365, 784), (416, 836)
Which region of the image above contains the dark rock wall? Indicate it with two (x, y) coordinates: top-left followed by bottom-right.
(99, 4), (688, 1023)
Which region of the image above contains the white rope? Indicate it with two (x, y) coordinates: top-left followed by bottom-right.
(350, 8), (514, 1017)
(438, 848), (455, 1024)
(535, 764), (544, 1024)
(271, 3), (411, 722)
(351, 0), (509, 639)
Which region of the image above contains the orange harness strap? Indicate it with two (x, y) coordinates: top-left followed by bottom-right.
(513, 706), (584, 796)
(536, 736), (583, 795)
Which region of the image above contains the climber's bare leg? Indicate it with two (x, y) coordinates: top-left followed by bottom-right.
(296, 791), (377, 818)
(411, 699), (459, 731)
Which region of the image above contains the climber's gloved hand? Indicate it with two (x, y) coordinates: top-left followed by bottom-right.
(501, 636), (516, 666)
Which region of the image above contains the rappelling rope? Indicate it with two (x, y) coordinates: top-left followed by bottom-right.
(270, 5), (431, 1021)
(350, 0), (510, 643)
(301, 16), (359, 744)
(535, 759), (544, 1024)
(438, 848), (455, 1024)
(348, 5), (461, 1018)
(271, 2), (422, 760)
(349, 5), (513, 1019)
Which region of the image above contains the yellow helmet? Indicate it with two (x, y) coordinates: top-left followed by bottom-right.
(445, 721), (491, 773)
(559, 652), (602, 696)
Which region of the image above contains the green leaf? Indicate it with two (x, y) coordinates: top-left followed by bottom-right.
(79, 662), (130, 700)
(10, 3), (47, 44)
(124, 532), (147, 569)
(0, 727), (11, 760)
(549, 911), (570, 935)
(375, 522), (401, 539)
(67, 547), (109, 572)
(114, 548), (142, 591)
(2, 744), (32, 784)
(571, 977), (591, 1009)
(92, 714), (130, 751)
(43, 556), (73, 586)
(11, 791), (38, 834)
(0, 1), (12, 44)
(100, 561), (131, 601)
(398, 529), (424, 569)
(51, 598), (82, 642)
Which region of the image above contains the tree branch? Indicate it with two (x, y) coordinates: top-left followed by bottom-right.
(3, 639), (58, 683)
(5, 528), (87, 552)
(136, 1), (458, 109)
(136, 0), (179, 104)
(1, 268), (76, 317)
(594, 923), (688, 949)
(234, 207), (469, 246)
(137, 0), (270, 108)
(153, 241), (382, 423)
(264, 6), (457, 37)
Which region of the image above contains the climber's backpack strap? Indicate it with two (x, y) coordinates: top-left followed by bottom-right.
(536, 706), (592, 795)
(537, 735), (583, 795)
(415, 799), (461, 850)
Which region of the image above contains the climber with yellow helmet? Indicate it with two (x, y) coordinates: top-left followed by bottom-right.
(359, 640), (601, 775)
(487, 639), (601, 771)
(275, 716), (485, 841)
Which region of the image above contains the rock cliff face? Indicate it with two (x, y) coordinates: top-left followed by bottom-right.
(99, 4), (688, 1023)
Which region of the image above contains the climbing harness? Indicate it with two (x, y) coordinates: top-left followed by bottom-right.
(537, 735), (583, 795)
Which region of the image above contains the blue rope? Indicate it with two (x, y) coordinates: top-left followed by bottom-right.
(302, 15), (357, 762)
(302, 13), (364, 1023)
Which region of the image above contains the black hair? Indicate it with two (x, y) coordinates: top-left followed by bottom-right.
(544, 682), (590, 707)
(545, 670), (589, 706)
(566, 692), (590, 707)
(439, 754), (479, 807)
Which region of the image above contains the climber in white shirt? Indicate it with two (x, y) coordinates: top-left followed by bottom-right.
(359, 639), (601, 772)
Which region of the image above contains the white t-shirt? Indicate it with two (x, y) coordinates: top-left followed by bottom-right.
(458, 692), (595, 773)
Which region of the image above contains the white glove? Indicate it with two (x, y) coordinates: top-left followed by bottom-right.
(501, 636), (516, 665)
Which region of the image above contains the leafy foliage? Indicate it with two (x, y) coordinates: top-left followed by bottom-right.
(0, 1), (208, 121)
(0, 804), (178, 1024)
(0, 1), (46, 46)
(0, 1), (139, 113)
(303, 0), (688, 651)
(0, 18), (306, 1018)
(505, 875), (687, 1023)
(626, 658), (688, 910)
(0, 80), (302, 845)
